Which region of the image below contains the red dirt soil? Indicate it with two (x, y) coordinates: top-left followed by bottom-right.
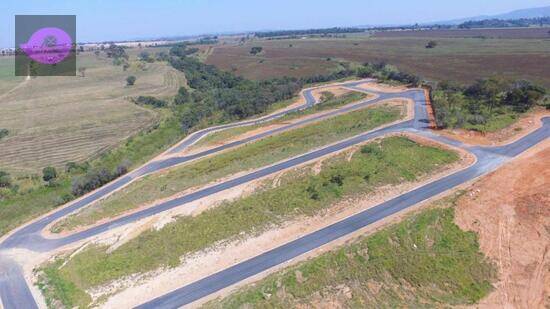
(455, 139), (550, 309)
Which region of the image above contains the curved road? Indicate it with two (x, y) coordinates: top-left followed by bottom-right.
(0, 80), (548, 308)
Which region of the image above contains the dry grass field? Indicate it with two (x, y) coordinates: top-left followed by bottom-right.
(0, 50), (186, 174)
(206, 31), (550, 86)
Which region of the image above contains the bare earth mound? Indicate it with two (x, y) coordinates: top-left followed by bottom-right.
(455, 139), (550, 308)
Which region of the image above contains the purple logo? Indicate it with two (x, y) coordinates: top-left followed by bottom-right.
(19, 27), (72, 64)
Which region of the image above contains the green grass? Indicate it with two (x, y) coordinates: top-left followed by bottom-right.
(36, 260), (92, 309)
(38, 137), (459, 307)
(190, 91), (369, 150)
(52, 102), (402, 233)
(203, 205), (496, 308)
(463, 110), (519, 133)
(0, 116), (183, 237)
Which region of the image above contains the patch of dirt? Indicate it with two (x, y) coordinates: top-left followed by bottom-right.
(98, 133), (473, 308)
(310, 86), (352, 102)
(455, 139), (550, 309)
(355, 82), (410, 93)
(438, 109), (550, 146)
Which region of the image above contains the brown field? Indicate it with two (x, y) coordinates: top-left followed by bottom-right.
(373, 27), (550, 39)
(0, 51), (186, 174)
(205, 36), (550, 86)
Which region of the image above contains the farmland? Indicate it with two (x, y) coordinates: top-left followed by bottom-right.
(0, 49), (186, 174)
(205, 31), (550, 86)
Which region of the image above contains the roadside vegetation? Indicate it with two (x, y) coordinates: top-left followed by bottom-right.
(52, 103), (403, 232)
(189, 90), (369, 151)
(37, 136), (459, 307)
(432, 78), (547, 132)
(203, 203), (496, 308)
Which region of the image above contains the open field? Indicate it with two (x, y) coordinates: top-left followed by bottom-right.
(373, 27), (550, 39)
(52, 102), (403, 233)
(38, 136), (460, 308)
(205, 36), (550, 86)
(0, 52), (186, 174)
(203, 203), (495, 308)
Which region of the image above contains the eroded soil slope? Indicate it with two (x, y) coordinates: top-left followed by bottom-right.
(455, 140), (550, 308)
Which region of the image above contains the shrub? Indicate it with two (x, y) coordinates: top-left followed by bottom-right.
(126, 75), (136, 86)
(250, 46), (263, 55)
(42, 166), (57, 182)
(0, 128), (9, 140)
(0, 170), (11, 188)
(135, 96), (167, 108)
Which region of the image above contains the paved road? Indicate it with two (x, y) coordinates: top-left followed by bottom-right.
(0, 79), (547, 309)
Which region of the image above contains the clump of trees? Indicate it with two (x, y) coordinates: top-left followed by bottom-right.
(357, 62), (421, 86)
(250, 47), (263, 55)
(138, 51), (154, 63)
(134, 96), (167, 108)
(169, 50), (303, 131)
(71, 160), (130, 196)
(432, 78), (546, 131)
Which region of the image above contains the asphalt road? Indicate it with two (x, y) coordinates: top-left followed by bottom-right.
(0, 79), (548, 309)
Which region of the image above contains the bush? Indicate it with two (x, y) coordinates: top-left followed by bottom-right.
(126, 75), (136, 86)
(250, 46), (263, 55)
(42, 166), (57, 182)
(0, 128), (8, 140)
(135, 96), (167, 108)
(0, 170), (11, 188)
(426, 40), (438, 48)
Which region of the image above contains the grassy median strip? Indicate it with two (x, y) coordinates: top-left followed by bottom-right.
(190, 91), (369, 150)
(38, 137), (459, 307)
(52, 101), (398, 233)
(203, 205), (496, 308)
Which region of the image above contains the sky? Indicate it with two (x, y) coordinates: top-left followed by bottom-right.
(2, 0), (549, 47)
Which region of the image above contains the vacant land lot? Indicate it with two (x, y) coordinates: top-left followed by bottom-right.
(455, 140), (549, 308)
(204, 205), (495, 308)
(0, 52), (186, 174)
(52, 102), (402, 233)
(38, 136), (459, 308)
(206, 35), (550, 86)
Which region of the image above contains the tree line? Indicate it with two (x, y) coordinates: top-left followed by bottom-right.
(458, 17), (550, 29)
(432, 78), (547, 131)
(255, 27), (365, 38)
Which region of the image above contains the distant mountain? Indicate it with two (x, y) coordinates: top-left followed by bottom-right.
(429, 6), (550, 25)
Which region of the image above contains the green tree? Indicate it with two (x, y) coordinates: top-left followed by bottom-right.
(126, 75), (136, 86)
(42, 166), (58, 182)
(0, 170), (11, 188)
(0, 128), (8, 140)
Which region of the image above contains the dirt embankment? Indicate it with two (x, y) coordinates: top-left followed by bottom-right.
(455, 139), (550, 309)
